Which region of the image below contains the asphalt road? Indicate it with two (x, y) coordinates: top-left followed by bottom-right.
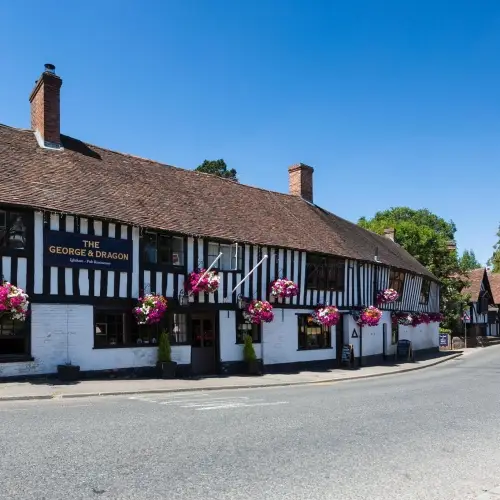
(1, 348), (500, 500)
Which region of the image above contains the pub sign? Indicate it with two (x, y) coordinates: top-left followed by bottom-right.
(44, 230), (133, 272)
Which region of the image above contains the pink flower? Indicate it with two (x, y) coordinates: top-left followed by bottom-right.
(270, 279), (299, 299)
(357, 306), (382, 327)
(133, 294), (168, 325)
(312, 306), (340, 327)
(186, 269), (220, 294)
(244, 300), (274, 324)
(377, 288), (399, 304)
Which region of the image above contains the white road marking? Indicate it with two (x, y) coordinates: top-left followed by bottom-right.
(196, 401), (289, 411)
(0, 403), (91, 412)
(181, 399), (260, 408)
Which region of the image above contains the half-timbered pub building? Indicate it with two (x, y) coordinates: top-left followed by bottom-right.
(0, 64), (441, 378)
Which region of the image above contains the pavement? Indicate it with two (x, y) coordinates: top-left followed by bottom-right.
(0, 344), (499, 499)
(0, 349), (465, 401)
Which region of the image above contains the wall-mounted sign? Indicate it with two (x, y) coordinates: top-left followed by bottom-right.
(439, 333), (449, 347)
(44, 230), (133, 271)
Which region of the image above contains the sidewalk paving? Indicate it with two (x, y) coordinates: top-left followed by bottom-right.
(0, 349), (470, 402)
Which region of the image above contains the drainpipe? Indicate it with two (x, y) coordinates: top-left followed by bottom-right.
(359, 325), (363, 367)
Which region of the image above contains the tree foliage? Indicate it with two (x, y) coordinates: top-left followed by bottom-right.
(195, 159), (238, 182)
(459, 249), (481, 272)
(488, 224), (500, 273)
(358, 207), (468, 330)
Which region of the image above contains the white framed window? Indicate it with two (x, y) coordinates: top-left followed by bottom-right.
(208, 242), (242, 271)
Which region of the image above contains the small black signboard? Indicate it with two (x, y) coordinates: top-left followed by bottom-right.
(341, 344), (354, 367)
(396, 339), (414, 362)
(351, 329), (358, 338)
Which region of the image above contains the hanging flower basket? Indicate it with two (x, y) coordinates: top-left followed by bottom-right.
(376, 288), (400, 304)
(0, 281), (29, 322)
(428, 312), (444, 323)
(243, 300), (274, 324)
(392, 312), (413, 326)
(357, 306), (382, 327)
(312, 305), (340, 327)
(133, 294), (168, 325)
(186, 269), (220, 294)
(270, 278), (299, 299)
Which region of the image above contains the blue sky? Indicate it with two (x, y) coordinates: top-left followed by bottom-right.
(1, 1), (499, 264)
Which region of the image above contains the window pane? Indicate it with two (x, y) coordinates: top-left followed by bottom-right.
(158, 235), (172, 265)
(171, 314), (188, 344)
(0, 317), (28, 356)
(94, 312), (125, 347)
(0, 211), (27, 250)
(171, 237), (184, 266)
(297, 315), (330, 349)
(230, 244), (243, 270)
(143, 232), (157, 264)
(208, 243), (219, 266)
(236, 311), (260, 343)
(219, 245), (232, 271)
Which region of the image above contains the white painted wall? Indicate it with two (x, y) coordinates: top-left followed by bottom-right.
(345, 312), (389, 359)
(261, 308), (335, 365)
(0, 304), (190, 377)
(219, 310), (262, 362)
(398, 322), (439, 350)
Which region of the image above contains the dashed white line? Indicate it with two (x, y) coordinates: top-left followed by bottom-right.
(196, 401), (289, 411)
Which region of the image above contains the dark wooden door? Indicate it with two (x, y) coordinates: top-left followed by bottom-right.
(191, 314), (216, 376)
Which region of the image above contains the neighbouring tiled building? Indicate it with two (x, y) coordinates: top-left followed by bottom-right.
(461, 268), (498, 337)
(0, 64), (441, 378)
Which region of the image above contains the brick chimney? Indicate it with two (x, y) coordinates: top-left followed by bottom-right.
(288, 163), (314, 203)
(447, 241), (457, 252)
(383, 228), (395, 242)
(29, 63), (62, 149)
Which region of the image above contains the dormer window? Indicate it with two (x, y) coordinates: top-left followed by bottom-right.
(208, 242), (242, 271)
(143, 232), (184, 266)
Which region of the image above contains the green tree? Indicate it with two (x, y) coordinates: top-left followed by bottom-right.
(488, 224), (500, 273)
(195, 159), (238, 181)
(358, 207), (467, 330)
(459, 249), (482, 272)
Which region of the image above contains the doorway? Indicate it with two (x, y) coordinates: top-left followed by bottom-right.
(336, 313), (344, 366)
(191, 313), (217, 376)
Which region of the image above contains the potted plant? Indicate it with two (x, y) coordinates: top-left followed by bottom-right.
(157, 330), (177, 379)
(243, 334), (261, 375)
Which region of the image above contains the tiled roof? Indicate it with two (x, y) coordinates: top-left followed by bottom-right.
(461, 268), (486, 301)
(487, 272), (500, 304)
(0, 124), (436, 278)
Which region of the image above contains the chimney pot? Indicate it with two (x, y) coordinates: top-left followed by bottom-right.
(288, 163), (314, 203)
(29, 63), (63, 149)
(383, 228), (395, 242)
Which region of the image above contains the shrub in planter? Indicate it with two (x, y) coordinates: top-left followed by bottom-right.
(157, 330), (177, 379)
(243, 334), (261, 375)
